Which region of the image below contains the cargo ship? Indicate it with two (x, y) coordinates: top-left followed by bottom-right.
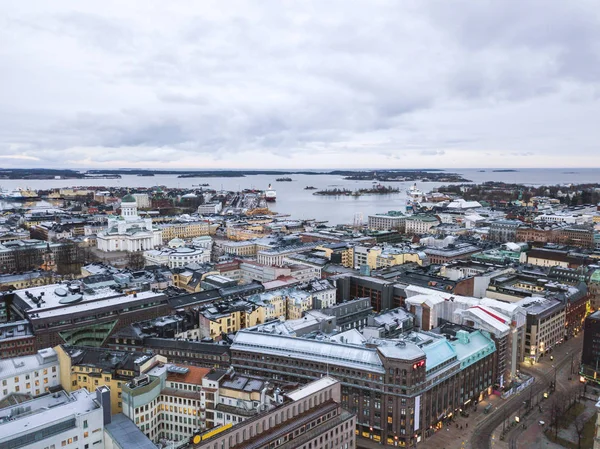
(0, 187), (39, 201)
(265, 184), (277, 202)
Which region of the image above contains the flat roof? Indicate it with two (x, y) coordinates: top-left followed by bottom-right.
(105, 413), (156, 449)
(0, 389), (99, 442)
(286, 377), (338, 401)
(14, 284), (164, 320)
(0, 348), (58, 380)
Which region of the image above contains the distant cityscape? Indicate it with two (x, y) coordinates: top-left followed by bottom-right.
(0, 173), (599, 449)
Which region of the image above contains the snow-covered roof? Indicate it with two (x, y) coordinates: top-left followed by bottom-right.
(232, 330), (386, 373)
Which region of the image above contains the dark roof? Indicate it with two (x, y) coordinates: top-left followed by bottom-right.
(105, 414), (156, 449)
(144, 338), (230, 355)
(205, 369), (227, 381)
(63, 346), (151, 372)
(167, 290), (221, 308)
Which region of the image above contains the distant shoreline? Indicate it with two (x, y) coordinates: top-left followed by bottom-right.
(0, 168), (470, 182)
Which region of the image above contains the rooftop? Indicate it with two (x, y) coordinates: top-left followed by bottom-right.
(0, 348), (58, 380)
(286, 377), (338, 401)
(105, 413), (156, 449)
(14, 283), (165, 320)
(0, 389), (100, 443)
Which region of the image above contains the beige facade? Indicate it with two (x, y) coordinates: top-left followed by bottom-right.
(160, 221), (211, 242)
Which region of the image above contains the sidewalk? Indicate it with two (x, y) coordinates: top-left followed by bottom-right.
(358, 394), (502, 449)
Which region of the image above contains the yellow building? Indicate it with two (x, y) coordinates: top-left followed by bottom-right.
(159, 221), (213, 241)
(315, 244), (355, 268)
(173, 269), (218, 292)
(226, 225), (269, 241)
(198, 300), (266, 341)
(220, 240), (258, 257)
(285, 291), (313, 320)
(364, 246), (425, 269)
(55, 345), (164, 415)
(246, 291), (287, 321)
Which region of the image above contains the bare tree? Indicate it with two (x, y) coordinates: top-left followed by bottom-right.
(573, 414), (586, 449)
(549, 391), (566, 439)
(12, 246), (43, 272)
(127, 251), (145, 270)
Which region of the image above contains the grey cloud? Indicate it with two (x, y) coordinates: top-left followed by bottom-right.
(0, 1), (599, 169)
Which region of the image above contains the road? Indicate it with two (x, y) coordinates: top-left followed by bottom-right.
(471, 334), (582, 449)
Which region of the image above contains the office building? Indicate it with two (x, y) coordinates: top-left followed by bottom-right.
(0, 387), (109, 449)
(231, 324), (496, 447)
(192, 377), (355, 449)
(0, 348), (60, 401)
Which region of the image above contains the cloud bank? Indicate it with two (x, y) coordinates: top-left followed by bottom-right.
(1, 0), (599, 169)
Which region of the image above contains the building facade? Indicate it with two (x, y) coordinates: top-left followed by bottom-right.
(231, 326), (496, 447)
(97, 195), (162, 252)
(0, 348), (60, 400)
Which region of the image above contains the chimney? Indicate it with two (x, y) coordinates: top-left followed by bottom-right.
(96, 386), (112, 425)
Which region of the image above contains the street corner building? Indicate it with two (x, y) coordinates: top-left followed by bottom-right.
(230, 323), (496, 447)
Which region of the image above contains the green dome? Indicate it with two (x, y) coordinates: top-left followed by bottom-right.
(121, 193), (136, 203)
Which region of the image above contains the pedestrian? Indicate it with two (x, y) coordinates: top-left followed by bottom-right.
(466, 423), (468, 428)
(460, 425), (463, 430)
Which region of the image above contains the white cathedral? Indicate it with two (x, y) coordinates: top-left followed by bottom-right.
(97, 194), (163, 252)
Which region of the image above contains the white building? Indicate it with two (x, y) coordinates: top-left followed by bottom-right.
(302, 279), (337, 309)
(132, 193), (151, 209)
(0, 387), (108, 449)
(122, 363), (274, 445)
(367, 211), (406, 231)
(0, 348), (60, 400)
(97, 194), (162, 252)
(404, 215), (440, 235)
(198, 202), (223, 215)
(143, 246), (210, 268)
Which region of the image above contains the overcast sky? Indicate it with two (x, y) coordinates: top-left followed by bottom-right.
(1, 1), (599, 170)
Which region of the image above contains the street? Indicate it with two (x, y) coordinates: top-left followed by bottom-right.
(356, 333), (583, 449)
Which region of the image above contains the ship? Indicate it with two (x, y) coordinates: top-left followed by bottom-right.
(265, 184), (277, 202)
(0, 187), (39, 201)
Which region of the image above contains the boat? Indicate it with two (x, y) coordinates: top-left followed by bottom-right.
(304, 186), (317, 190)
(0, 187), (39, 201)
(407, 183), (425, 205)
(265, 184), (277, 202)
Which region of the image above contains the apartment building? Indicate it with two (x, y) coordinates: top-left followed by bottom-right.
(0, 320), (36, 359)
(489, 220), (522, 243)
(122, 365), (278, 445)
(198, 299), (264, 341)
(159, 221), (212, 242)
(521, 297), (565, 364)
(56, 345), (160, 415)
(368, 211), (406, 231)
(192, 377), (355, 449)
(404, 215), (439, 235)
(0, 348), (60, 400)
(0, 387), (109, 449)
(314, 242), (355, 268)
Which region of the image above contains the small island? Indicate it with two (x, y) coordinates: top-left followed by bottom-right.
(276, 177), (293, 182)
(492, 169), (518, 172)
(304, 186), (318, 190)
(341, 170), (471, 183)
(313, 185), (400, 196)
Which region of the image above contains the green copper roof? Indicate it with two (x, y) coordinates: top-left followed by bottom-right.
(591, 269), (600, 284)
(121, 193), (136, 203)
